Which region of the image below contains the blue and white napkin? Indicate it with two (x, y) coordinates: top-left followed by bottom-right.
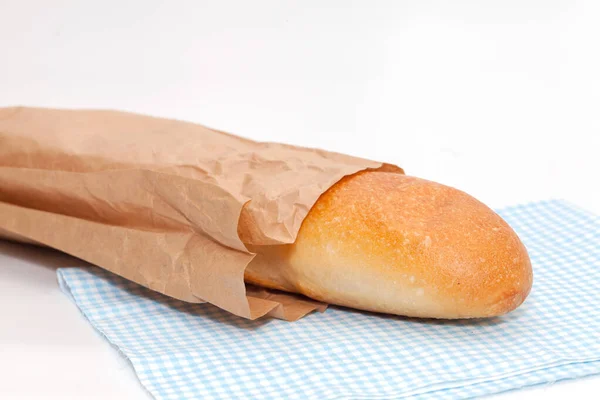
(57, 199), (600, 399)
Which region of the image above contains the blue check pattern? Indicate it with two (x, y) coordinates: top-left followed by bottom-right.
(57, 199), (600, 399)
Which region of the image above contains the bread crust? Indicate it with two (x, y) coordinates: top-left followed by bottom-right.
(245, 171), (533, 318)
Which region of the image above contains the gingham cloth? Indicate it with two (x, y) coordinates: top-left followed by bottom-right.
(57, 199), (600, 399)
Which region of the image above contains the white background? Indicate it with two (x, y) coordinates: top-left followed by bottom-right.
(0, 0), (598, 399)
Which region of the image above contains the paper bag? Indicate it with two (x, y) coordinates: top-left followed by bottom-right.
(0, 107), (402, 320)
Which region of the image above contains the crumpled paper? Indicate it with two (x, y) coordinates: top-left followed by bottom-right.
(0, 106), (402, 320)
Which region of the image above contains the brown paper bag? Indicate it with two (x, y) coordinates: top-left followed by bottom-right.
(0, 107), (402, 320)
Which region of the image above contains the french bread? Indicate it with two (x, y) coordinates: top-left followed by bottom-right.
(243, 171), (533, 318)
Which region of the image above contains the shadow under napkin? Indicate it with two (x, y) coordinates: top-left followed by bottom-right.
(57, 200), (600, 400)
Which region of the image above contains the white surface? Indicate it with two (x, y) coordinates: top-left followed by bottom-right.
(0, 0), (598, 399)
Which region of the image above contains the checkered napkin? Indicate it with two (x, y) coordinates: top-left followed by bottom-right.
(57, 200), (600, 399)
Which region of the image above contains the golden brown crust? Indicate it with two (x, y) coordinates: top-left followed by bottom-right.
(245, 171), (533, 318)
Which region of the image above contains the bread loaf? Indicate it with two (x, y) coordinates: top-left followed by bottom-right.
(243, 171), (533, 318)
